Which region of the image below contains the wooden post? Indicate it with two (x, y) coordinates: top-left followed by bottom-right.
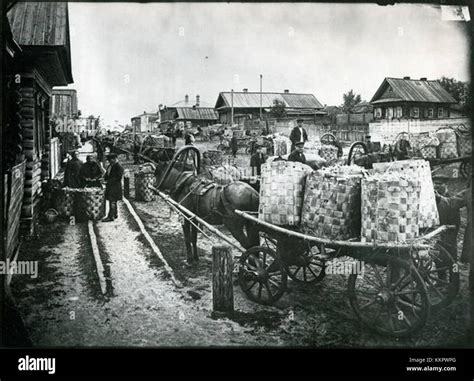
(212, 246), (234, 313)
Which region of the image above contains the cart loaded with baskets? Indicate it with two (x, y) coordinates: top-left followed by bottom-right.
(233, 158), (459, 337)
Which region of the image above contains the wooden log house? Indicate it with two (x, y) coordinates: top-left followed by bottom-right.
(6, 2), (74, 236)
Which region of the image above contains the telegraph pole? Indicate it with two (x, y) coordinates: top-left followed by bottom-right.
(231, 89), (234, 126)
(259, 74), (263, 122)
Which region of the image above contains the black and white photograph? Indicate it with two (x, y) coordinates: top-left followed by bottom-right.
(1, 0), (473, 377)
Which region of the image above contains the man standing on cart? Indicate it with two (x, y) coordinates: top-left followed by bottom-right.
(289, 118), (308, 152)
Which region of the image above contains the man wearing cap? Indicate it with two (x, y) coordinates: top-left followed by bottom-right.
(288, 141), (306, 164)
(80, 155), (104, 188)
(365, 135), (375, 154)
(250, 144), (267, 176)
(289, 118), (308, 152)
(103, 153), (124, 222)
(64, 151), (83, 188)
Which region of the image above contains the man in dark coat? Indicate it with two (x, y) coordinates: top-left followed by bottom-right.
(103, 153), (124, 222)
(250, 145), (266, 176)
(289, 118), (308, 152)
(288, 141), (306, 164)
(64, 151), (83, 188)
(80, 155), (104, 188)
(230, 133), (239, 158)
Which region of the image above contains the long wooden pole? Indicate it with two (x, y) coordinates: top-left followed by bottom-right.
(230, 89), (234, 127)
(149, 185), (246, 253)
(234, 210), (451, 251)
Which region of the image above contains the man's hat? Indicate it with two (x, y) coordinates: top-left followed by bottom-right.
(295, 141), (305, 147)
(365, 135), (371, 139)
(296, 118), (304, 123)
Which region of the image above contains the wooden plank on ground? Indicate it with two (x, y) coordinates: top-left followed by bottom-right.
(87, 220), (107, 295)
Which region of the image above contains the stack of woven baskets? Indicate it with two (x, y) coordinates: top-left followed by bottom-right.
(372, 159), (439, 229)
(259, 160), (312, 226)
(135, 164), (156, 202)
(437, 128), (458, 159)
(54, 187), (75, 217)
(361, 173), (421, 243)
(301, 165), (366, 240)
(55, 187), (105, 220)
(456, 124), (472, 157)
(411, 132), (440, 159)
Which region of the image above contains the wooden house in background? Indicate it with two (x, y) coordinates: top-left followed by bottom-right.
(370, 77), (457, 121)
(159, 94), (218, 129)
(7, 2), (74, 235)
(131, 112), (160, 133)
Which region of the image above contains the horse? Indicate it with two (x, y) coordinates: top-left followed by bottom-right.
(155, 161), (260, 264)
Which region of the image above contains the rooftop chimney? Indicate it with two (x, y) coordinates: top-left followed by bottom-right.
(284, 89), (290, 93)
(420, 77), (427, 81)
(196, 94), (200, 106)
(242, 88), (248, 92)
(185, 94), (189, 103)
(403, 76), (411, 80)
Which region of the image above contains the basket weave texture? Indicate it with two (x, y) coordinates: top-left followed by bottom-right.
(258, 160), (312, 226)
(361, 173), (421, 243)
(135, 173), (156, 201)
(436, 128), (459, 159)
(318, 145), (339, 164)
(55, 188), (75, 217)
(302, 165), (365, 240)
(372, 159), (439, 229)
(273, 136), (291, 156)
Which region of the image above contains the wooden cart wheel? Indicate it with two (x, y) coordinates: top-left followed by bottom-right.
(238, 246), (287, 305)
(286, 244), (326, 284)
(411, 241), (460, 311)
(347, 141), (368, 166)
(348, 256), (430, 337)
(460, 161), (471, 180)
(320, 133), (337, 146)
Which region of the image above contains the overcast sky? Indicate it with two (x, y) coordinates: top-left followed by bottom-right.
(59, 2), (470, 127)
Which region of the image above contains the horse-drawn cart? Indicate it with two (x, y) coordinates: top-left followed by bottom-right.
(234, 210), (458, 337)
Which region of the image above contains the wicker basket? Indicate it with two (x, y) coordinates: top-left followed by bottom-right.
(302, 165), (365, 240)
(204, 150), (224, 166)
(420, 145), (438, 159)
(318, 145), (339, 164)
(258, 160), (312, 226)
(54, 187), (75, 217)
(361, 173), (421, 243)
(78, 188), (106, 220)
(45, 208), (59, 223)
(437, 128), (459, 159)
(273, 136), (291, 156)
(135, 173), (156, 202)
(456, 124), (472, 157)
(372, 159), (439, 229)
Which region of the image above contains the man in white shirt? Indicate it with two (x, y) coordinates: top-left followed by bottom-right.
(289, 118), (308, 152)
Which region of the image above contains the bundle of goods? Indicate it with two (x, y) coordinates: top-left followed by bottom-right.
(135, 164), (156, 201)
(302, 165), (366, 240)
(318, 144), (339, 164)
(436, 128), (458, 159)
(76, 187), (106, 220)
(410, 132), (440, 159)
(273, 136), (291, 156)
(54, 187), (75, 217)
(372, 159), (439, 228)
(209, 165), (241, 185)
(204, 150), (224, 166)
(361, 173), (421, 243)
(258, 160), (312, 226)
(456, 124), (472, 157)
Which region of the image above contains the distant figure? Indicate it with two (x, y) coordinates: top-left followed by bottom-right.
(185, 131), (195, 145)
(365, 135), (375, 154)
(80, 155), (103, 188)
(289, 118), (308, 152)
(202, 152), (212, 167)
(288, 141), (306, 164)
(80, 130), (88, 144)
(394, 137), (411, 160)
(230, 133), (239, 158)
(250, 145), (266, 176)
(64, 151), (83, 188)
(103, 153), (124, 222)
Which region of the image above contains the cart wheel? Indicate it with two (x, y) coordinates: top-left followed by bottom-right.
(321, 133), (336, 146)
(348, 256), (430, 337)
(286, 245), (326, 284)
(412, 241), (460, 311)
(460, 161), (471, 180)
(238, 246), (287, 305)
(347, 141), (368, 166)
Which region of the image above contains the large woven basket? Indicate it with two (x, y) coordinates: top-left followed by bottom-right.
(361, 173), (421, 243)
(135, 173), (156, 202)
(318, 145), (339, 164)
(372, 159), (439, 229)
(259, 160), (312, 226)
(78, 188), (106, 220)
(273, 136), (291, 156)
(302, 165), (365, 240)
(456, 124), (472, 157)
(420, 145), (438, 159)
(436, 128), (459, 159)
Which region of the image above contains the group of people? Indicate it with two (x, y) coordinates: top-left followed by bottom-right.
(63, 150), (124, 222)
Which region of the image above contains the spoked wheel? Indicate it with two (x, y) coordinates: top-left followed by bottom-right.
(412, 240), (460, 311)
(460, 161), (471, 180)
(286, 244), (326, 284)
(320, 133), (337, 146)
(238, 246), (287, 305)
(347, 141), (368, 166)
(348, 256), (430, 337)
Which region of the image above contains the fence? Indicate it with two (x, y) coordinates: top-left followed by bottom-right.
(50, 138), (61, 179)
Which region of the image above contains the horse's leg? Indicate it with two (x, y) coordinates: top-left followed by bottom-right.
(245, 222), (260, 248)
(191, 223), (199, 261)
(224, 218), (252, 250)
(182, 220), (194, 264)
